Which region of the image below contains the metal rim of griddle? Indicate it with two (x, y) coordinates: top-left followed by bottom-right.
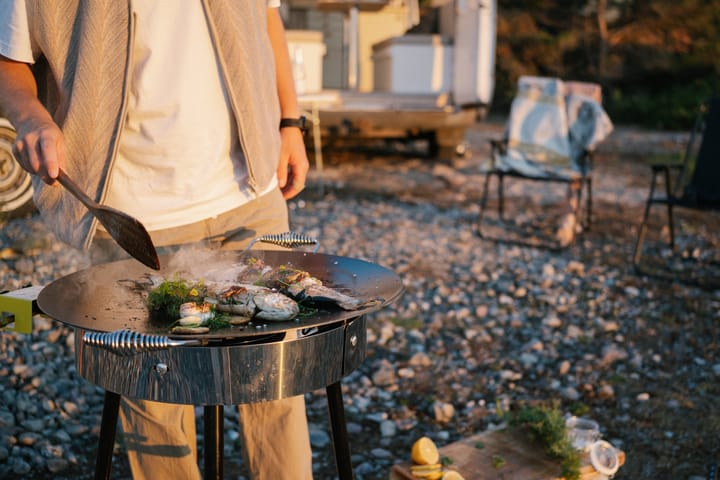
(37, 249), (404, 343)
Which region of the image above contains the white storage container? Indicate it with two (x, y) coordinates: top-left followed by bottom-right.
(286, 30), (327, 94)
(372, 34), (453, 94)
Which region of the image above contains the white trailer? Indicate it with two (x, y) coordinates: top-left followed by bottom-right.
(290, 0), (497, 158)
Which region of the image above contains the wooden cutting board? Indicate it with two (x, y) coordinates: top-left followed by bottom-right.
(389, 429), (624, 480)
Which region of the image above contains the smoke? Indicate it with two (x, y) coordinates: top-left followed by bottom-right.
(161, 245), (269, 285)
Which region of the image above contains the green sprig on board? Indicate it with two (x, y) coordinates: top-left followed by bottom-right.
(508, 404), (581, 480)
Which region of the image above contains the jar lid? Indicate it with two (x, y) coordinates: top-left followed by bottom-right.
(589, 440), (620, 476)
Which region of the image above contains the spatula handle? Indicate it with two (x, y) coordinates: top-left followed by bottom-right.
(56, 168), (98, 210)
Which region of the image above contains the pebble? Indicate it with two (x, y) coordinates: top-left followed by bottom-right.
(47, 458), (70, 474)
(380, 420), (397, 437)
(432, 401), (455, 424)
(370, 448), (393, 459)
(561, 387), (581, 401)
(18, 432), (41, 446)
(558, 360), (571, 376)
(309, 428), (331, 449)
(408, 352), (431, 367)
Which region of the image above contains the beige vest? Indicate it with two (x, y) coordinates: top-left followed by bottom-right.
(27, 0), (281, 249)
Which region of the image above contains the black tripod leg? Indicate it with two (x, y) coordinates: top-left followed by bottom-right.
(95, 391), (121, 480)
(327, 381), (354, 480)
(204, 405), (224, 480)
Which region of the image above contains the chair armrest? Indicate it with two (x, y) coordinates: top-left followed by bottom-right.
(647, 162), (685, 198)
(649, 162), (683, 172)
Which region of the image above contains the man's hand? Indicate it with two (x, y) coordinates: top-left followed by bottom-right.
(13, 118), (65, 185)
(277, 127), (309, 200)
(0, 55), (64, 185)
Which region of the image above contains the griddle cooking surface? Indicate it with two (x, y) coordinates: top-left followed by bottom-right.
(37, 250), (403, 340)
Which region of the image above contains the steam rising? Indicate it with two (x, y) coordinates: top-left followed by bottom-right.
(162, 246), (268, 285)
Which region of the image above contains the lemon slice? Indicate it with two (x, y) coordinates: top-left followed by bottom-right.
(410, 463), (442, 472)
(410, 463), (442, 478)
(411, 436), (440, 465)
(442, 471), (465, 480)
(413, 471), (443, 480)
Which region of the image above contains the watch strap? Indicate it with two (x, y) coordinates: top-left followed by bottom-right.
(279, 116), (307, 134)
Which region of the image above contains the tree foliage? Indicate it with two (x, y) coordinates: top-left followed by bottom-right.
(494, 0), (720, 129)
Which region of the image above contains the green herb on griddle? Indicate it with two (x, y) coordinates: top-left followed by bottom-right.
(205, 314), (231, 330)
(146, 277), (207, 324)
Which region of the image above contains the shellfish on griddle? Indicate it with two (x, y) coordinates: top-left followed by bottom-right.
(210, 284), (299, 321)
(261, 265), (378, 311)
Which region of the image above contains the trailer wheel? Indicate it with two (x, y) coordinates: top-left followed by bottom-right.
(0, 119), (35, 218)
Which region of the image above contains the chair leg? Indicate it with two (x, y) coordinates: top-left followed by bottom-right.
(662, 168), (676, 250)
(633, 172), (659, 266)
(667, 205), (676, 250)
(585, 177), (593, 229)
(477, 170), (494, 237)
(633, 202), (653, 266)
(571, 179), (582, 222)
(498, 173), (505, 219)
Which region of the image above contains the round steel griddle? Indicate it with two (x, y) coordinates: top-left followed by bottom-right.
(37, 249), (404, 340)
(40, 249), (403, 479)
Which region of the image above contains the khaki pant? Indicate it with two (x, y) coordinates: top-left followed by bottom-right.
(91, 188), (313, 480)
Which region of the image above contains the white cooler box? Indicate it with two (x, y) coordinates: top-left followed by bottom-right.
(372, 34), (453, 94)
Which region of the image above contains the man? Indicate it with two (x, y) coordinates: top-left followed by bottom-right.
(0, 1), (312, 478)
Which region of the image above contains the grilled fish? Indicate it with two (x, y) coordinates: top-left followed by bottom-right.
(210, 284), (299, 321)
(262, 265), (377, 311)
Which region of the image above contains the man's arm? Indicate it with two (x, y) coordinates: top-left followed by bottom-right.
(0, 55), (64, 184)
(266, 8), (309, 200)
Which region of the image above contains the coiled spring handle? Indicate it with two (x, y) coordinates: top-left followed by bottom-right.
(246, 232), (320, 252)
(83, 329), (201, 356)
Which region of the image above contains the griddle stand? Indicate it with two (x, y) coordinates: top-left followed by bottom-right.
(94, 382), (352, 480)
(82, 317), (366, 480)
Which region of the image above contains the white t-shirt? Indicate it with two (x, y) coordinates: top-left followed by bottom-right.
(0, 1), (281, 231)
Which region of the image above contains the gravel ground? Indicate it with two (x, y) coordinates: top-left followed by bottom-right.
(1, 121), (719, 480)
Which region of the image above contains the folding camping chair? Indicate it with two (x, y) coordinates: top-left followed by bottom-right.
(632, 97), (720, 267)
(477, 76), (613, 247)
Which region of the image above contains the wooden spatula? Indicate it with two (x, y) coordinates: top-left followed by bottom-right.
(56, 169), (160, 270)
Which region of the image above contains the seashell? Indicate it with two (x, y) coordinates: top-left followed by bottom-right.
(179, 302), (213, 321)
(171, 326), (210, 335)
(178, 315), (205, 327)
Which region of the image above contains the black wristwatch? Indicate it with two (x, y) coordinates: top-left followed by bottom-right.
(279, 116), (307, 135)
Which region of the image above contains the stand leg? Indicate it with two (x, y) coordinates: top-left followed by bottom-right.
(327, 381), (354, 480)
(95, 391), (121, 480)
(204, 405), (224, 480)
